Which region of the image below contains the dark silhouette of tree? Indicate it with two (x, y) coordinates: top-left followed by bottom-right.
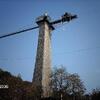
(51, 66), (86, 100)
(1, 68), (100, 100)
(68, 73), (86, 94)
(91, 88), (100, 100)
(0, 68), (33, 100)
(0, 68), (46, 100)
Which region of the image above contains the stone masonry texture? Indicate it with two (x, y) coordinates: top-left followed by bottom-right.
(33, 20), (52, 98)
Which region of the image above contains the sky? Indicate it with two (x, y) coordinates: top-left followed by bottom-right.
(0, 0), (100, 93)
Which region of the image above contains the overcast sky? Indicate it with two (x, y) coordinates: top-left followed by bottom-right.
(0, 0), (100, 93)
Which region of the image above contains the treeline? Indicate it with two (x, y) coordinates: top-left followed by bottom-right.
(0, 68), (34, 100)
(0, 67), (100, 100)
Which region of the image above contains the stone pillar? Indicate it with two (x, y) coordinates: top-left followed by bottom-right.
(32, 15), (54, 98)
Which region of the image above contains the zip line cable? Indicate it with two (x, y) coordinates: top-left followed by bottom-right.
(0, 12), (77, 39)
(53, 46), (100, 55)
(0, 46), (100, 61)
(0, 26), (39, 39)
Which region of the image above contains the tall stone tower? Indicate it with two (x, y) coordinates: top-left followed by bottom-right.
(32, 14), (54, 98)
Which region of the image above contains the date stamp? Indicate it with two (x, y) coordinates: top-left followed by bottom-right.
(0, 85), (9, 89)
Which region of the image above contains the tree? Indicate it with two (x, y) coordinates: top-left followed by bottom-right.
(51, 67), (69, 99)
(0, 68), (32, 100)
(91, 88), (100, 100)
(51, 66), (86, 99)
(67, 73), (86, 95)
